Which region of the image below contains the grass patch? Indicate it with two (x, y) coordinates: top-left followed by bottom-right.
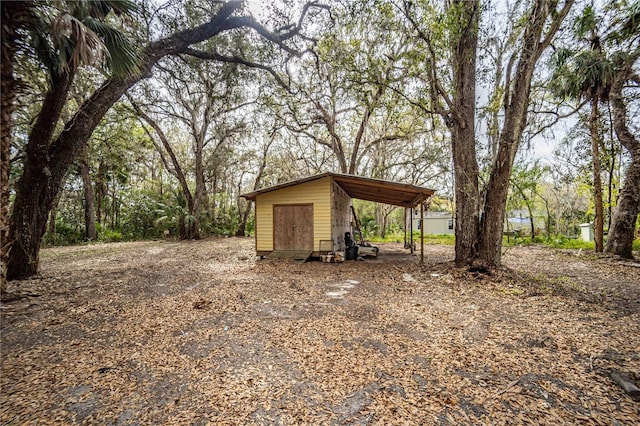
(421, 234), (456, 245)
(507, 234), (640, 252)
(367, 231), (639, 253)
(367, 232), (455, 245)
(502, 234), (595, 250)
(496, 284), (525, 296)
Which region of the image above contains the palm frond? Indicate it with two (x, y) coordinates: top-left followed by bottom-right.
(103, 0), (139, 16)
(551, 47), (574, 67)
(73, 0), (139, 19)
(607, 0), (640, 43)
(28, 12), (57, 75)
(82, 16), (140, 77)
(573, 4), (597, 40)
(50, 12), (109, 73)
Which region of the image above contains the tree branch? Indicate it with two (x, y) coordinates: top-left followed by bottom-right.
(539, 0), (576, 51)
(126, 93), (193, 203)
(223, 16), (303, 57)
(181, 48), (292, 91)
(398, 0), (455, 114)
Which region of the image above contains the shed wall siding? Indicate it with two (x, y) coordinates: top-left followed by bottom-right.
(255, 177), (331, 252)
(331, 181), (352, 251)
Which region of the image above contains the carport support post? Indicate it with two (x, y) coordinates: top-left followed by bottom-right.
(404, 207), (407, 248)
(420, 202), (424, 264)
(410, 207), (414, 253)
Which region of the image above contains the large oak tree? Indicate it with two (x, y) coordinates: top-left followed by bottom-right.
(403, 0), (574, 267)
(4, 0), (326, 281)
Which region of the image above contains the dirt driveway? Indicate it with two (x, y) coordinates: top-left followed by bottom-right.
(1, 238), (639, 424)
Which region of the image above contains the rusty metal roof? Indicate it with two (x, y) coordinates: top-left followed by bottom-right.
(240, 172), (435, 208)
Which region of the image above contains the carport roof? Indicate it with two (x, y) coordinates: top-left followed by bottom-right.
(241, 172), (436, 208)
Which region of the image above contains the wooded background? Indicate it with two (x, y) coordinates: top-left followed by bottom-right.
(1, 0), (639, 284)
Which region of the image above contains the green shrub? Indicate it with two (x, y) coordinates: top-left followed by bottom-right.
(100, 229), (123, 242)
(121, 191), (168, 239)
(544, 236), (594, 250)
(43, 222), (84, 246)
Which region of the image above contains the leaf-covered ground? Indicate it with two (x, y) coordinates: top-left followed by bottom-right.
(1, 238), (639, 424)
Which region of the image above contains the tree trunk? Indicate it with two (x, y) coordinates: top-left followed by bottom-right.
(47, 207), (57, 246)
(46, 191), (62, 246)
(7, 166), (59, 279)
(477, 0), (573, 267)
(478, 7), (542, 265)
(450, 0), (480, 266)
(543, 197), (552, 238)
(349, 84), (385, 175)
(6, 68), (76, 280)
(129, 98), (198, 240)
(607, 115), (616, 231)
(191, 131), (206, 241)
(607, 154), (640, 258)
(237, 137), (273, 237)
(590, 97), (604, 252)
(607, 154), (615, 231)
(186, 206), (199, 240)
(96, 162), (107, 225)
(236, 175), (250, 237)
(0, 2), (23, 291)
(605, 62), (640, 258)
(110, 185), (117, 230)
(381, 212), (388, 238)
(8, 71), (144, 278)
(6, 3), (251, 279)
(236, 200), (252, 237)
(526, 198), (535, 237)
(512, 181), (536, 237)
(79, 158), (97, 240)
(178, 215), (187, 240)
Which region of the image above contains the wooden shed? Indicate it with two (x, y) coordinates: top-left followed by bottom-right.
(241, 172), (436, 258)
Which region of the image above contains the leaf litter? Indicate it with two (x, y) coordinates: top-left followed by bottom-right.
(1, 238), (639, 424)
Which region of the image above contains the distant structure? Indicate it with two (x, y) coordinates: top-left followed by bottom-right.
(407, 211), (454, 235)
(579, 223), (594, 242)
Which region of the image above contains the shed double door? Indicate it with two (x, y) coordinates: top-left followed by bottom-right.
(273, 204), (313, 251)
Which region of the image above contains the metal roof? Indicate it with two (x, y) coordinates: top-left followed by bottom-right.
(240, 172), (436, 208)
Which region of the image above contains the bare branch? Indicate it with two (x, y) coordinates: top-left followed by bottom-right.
(525, 92), (589, 142)
(223, 16), (302, 57)
(296, 2), (332, 30)
(181, 48), (292, 92)
(140, 124), (176, 178)
(540, 0), (576, 51)
(125, 93), (193, 203)
(503, 51), (517, 109)
(386, 84), (448, 116)
(397, 0), (455, 113)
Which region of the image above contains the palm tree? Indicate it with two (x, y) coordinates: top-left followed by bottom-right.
(3, 0), (140, 283)
(550, 5), (614, 253)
